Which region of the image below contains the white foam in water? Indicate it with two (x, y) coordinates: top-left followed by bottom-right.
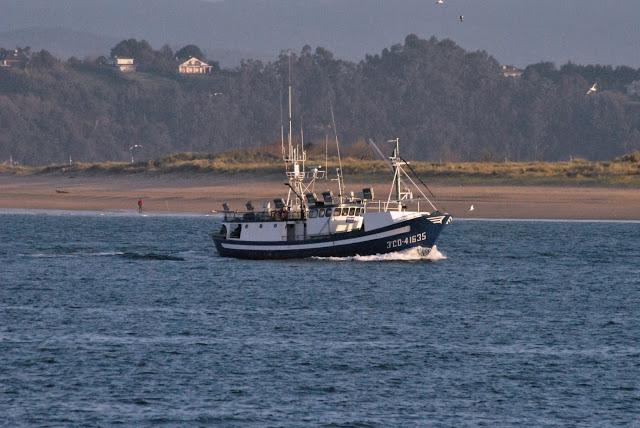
(315, 245), (447, 262)
(425, 245), (447, 261)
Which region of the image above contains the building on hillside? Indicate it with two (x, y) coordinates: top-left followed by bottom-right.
(178, 57), (213, 74)
(109, 56), (136, 72)
(0, 49), (28, 68)
(501, 65), (523, 78)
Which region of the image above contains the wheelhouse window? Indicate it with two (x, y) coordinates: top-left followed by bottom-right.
(318, 209), (325, 218)
(230, 224), (242, 238)
(333, 208), (342, 217)
(342, 207), (349, 216)
(355, 208), (361, 216)
(309, 209), (318, 218)
(325, 208), (332, 217)
(348, 207), (356, 216)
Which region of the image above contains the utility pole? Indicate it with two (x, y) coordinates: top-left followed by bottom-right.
(129, 145), (143, 164)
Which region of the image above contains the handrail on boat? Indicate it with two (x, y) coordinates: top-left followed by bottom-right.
(220, 198), (434, 222)
(223, 210), (306, 222)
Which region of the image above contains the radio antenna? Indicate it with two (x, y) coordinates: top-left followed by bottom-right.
(279, 86), (285, 163)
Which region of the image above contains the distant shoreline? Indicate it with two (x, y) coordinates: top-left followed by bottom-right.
(3, 151), (640, 187)
(1, 173), (638, 221)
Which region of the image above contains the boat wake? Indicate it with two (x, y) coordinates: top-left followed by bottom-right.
(118, 252), (186, 261)
(313, 245), (447, 262)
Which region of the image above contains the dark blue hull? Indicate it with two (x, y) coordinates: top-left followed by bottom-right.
(212, 213), (451, 260)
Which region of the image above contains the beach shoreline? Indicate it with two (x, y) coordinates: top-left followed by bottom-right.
(1, 173), (638, 220)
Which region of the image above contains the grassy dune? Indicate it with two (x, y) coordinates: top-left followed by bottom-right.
(2, 150), (640, 187)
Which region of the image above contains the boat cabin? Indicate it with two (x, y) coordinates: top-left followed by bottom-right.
(217, 198), (366, 242)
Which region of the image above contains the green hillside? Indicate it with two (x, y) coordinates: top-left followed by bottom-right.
(2, 36), (640, 165)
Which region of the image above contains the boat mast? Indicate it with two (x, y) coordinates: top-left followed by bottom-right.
(324, 134), (328, 181)
(300, 117), (304, 150)
(280, 87), (285, 164)
(282, 52), (306, 210)
(288, 55), (293, 162)
(393, 138), (401, 204)
(388, 138), (403, 211)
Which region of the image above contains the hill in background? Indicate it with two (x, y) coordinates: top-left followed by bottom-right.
(2, 34), (640, 165)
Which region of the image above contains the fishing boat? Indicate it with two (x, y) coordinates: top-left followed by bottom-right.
(212, 136), (452, 260)
(212, 71), (452, 260)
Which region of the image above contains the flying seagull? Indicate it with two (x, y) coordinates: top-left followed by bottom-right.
(435, 0), (444, 4)
(459, 15), (464, 23)
(586, 83), (598, 95)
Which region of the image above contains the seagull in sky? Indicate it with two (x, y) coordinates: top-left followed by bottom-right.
(435, 0), (444, 5)
(586, 83), (598, 95)
(459, 15), (464, 23)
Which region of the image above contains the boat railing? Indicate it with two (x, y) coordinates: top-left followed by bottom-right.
(223, 210), (305, 222)
(360, 198), (432, 214)
(222, 197), (435, 222)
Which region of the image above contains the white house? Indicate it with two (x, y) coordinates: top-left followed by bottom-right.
(109, 57), (136, 72)
(178, 57), (212, 74)
(501, 65), (523, 78)
(0, 49), (28, 68)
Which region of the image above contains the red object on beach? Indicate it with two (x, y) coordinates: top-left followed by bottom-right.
(137, 199), (143, 212)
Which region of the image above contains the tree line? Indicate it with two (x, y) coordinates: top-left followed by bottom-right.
(1, 34), (640, 165)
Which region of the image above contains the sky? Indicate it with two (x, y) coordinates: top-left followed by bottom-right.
(1, 0), (639, 67)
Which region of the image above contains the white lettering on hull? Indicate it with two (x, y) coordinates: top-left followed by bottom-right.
(386, 232), (427, 249)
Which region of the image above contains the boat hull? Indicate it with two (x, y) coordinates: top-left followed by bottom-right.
(212, 214), (451, 260)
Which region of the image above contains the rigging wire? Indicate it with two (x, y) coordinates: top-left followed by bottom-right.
(329, 99), (345, 197)
(399, 155), (438, 201)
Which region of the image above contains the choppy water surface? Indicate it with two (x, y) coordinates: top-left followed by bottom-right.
(1, 211), (639, 426)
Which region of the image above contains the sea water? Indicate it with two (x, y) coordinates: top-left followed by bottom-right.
(1, 210), (639, 426)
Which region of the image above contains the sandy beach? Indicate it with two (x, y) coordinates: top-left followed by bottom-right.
(0, 173), (638, 220)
